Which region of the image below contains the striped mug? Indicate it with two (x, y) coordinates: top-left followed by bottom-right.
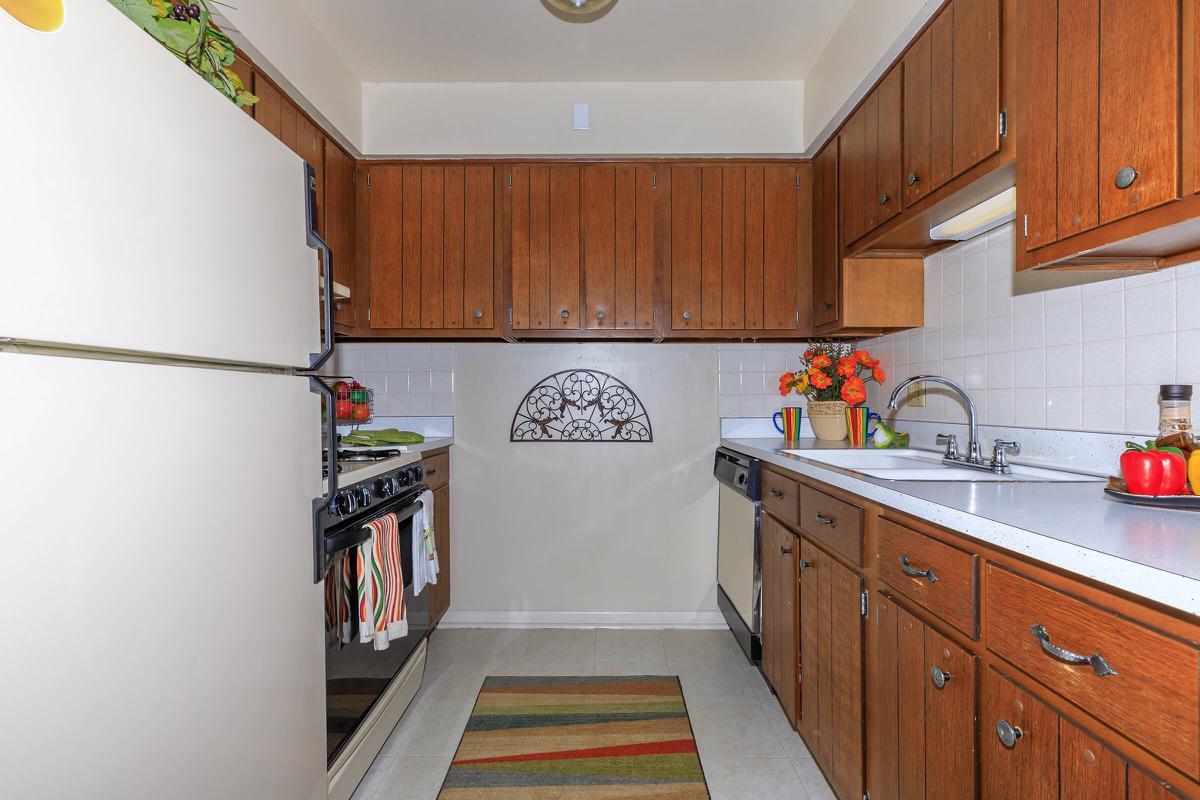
(773, 407), (803, 441)
(846, 406), (882, 447)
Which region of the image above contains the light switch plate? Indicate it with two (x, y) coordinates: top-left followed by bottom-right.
(907, 382), (926, 408)
(573, 103), (590, 130)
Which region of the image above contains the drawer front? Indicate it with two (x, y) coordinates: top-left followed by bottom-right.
(422, 451), (450, 489)
(799, 485), (863, 566)
(985, 564), (1200, 777)
(877, 519), (977, 638)
(762, 468), (800, 526)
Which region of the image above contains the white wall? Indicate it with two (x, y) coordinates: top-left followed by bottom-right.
(446, 344), (721, 626)
(325, 343), (455, 417)
(861, 224), (1200, 436)
(363, 81), (804, 155)
(218, 2), (363, 152)
(802, 0), (937, 150)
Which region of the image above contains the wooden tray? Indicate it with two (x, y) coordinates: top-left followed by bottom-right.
(1104, 477), (1200, 511)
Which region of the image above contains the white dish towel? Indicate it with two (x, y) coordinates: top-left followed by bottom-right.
(412, 489), (440, 595)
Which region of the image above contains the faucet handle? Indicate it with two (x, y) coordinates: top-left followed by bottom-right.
(936, 433), (960, 460)
(992, 439), (1020, 471)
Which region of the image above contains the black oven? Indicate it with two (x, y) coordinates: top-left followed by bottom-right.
(321, 474), (429, 764)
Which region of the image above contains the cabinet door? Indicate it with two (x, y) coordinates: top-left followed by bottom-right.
(443, 165), (495, 330)
(253, 75), (283, 140)
(775, 525), (798, 723)
(924, 625), (976, 798)
(510, 165), (581, 331)
(981, 668), (1059, 800)
(812, 144), (840, 328)
(1021, 0), (1060, 250)
(279, 101), (299, 154)
(875, 66), (903, 226)
(761, 515), (779, 695)
(297, 116), (323, 235)
(583, 164), (655, 331)
(902, 26), (933, 208)
(1060, 718), (1126, 798)
(797, 538), (823, 748)
(1056, 0), (1100, 239)
(1097, 0), (1179, 224)
(839, 107), (868, 246)
(323, 140), (356, 329)
(828, 557), (864, 800)
(952, 0), (1002, 176)
(763, 165), (804, 331)
(670, 165), (703, 330)
(929, 11), (955, 190)
(429, 483), (451, 626)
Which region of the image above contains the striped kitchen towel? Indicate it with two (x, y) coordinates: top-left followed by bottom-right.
(357, 512), (408, 650)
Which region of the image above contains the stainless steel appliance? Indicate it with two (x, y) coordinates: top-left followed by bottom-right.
(320, 460), (430, 799)
(714, 448), (762, 662)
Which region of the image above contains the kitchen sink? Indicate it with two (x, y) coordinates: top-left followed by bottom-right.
(778, 448), (1095, 482)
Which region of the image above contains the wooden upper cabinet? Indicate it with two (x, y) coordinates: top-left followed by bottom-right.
(582, 164), (657, 332)
(1020, 0), (1182, 261)
(839, 106), (868, 246)
(670, 163), (807, 333)
(323, 140), (356, 330)
(367, 164), (495, 332)
(253, 75), (283, 140)
(840, 64), (902, 245)
(875, 67), (903, 228)
(903, 12), (955, 207)
(510, 164), (581, 331)
(297, 116), (324, 235)
(952, 0), (1002, 175)
(812, 143), (840, 328)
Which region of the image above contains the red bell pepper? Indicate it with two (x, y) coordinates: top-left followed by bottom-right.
(1122, 443), (1188, 496)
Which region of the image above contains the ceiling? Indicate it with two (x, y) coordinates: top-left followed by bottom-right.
(297, 0), (855, 83)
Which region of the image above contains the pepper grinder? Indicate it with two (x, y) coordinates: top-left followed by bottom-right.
(1158, 384), (1194, 440)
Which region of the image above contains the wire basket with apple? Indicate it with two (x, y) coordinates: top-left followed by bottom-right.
(323, 378), (374, 425)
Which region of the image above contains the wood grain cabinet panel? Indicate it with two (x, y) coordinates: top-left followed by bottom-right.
(981, 668), (1060, 800)
(582, 164), (656, 331)
(952, 0), (1002, 176)
(428, 481), (451, 628)
(323, 140), (356, 329)
(1021, 0), (1060, 251)
(799, 485), (863, 566)
(797, 537), (823, 749)
(876, 518), (978, 638)
(985, 564), (1200, 778)
(902, 26), (934, 208)
(762, 469), (801, 527)
(812, 143), (840, 328)
(760, 515), (798, 726)
(875, 66), (903, 227)
(669, 164), (806, 333)
(870, 595), (977, 800)
(368, 165), (496, 332)
(1060, 718), (1127, 799)
(510, 164), (581, 331)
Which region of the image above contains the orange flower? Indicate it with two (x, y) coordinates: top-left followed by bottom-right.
(777, 372), (795, 396)
(855, 349), (880, 369)
(809, 369), (833, 390)
(872, 366), (887, 384)
(811, 353), (833, 369)
(841, 376), (867, 406)
(803, 348), (816, 359)
(836, 356), (858, 378)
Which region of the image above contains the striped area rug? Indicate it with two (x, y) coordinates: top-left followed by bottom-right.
(438, 675), (709, 799)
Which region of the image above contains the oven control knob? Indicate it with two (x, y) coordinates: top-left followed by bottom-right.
(331, 490), (358, 517)
(375, 476), (399, 497)
(398, 470), (412, 487)
(353, 486), (372, 507)
(413, 465), (425, 482)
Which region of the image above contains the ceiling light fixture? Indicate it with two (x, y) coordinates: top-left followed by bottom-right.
(540, 0), (618, 23)
(929, 186), (1017, 241)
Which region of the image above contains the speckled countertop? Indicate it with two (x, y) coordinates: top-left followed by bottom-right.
(722, 437), (1200, 617)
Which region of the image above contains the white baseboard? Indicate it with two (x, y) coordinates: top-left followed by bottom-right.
(437, 610), (728, 630)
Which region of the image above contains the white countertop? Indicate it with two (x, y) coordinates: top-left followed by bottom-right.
(722, 437), (1200, 617)
(322, 438), (453, 493)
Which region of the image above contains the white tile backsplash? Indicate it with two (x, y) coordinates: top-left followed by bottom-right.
(324, 342), (455, 418)
(863, 222), (1199, 436)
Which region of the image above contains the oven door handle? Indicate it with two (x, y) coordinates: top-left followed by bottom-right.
(324, 500), (424, 556)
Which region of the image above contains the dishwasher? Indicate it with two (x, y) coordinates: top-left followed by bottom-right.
(714, 447), (762, 663)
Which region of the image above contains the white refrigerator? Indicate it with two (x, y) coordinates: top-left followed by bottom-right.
(1, 4), (328, 798)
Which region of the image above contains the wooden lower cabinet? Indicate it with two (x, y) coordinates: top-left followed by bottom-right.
(870, 593), (977, 800)
(797, 536), (864, 800)
(760, 513), (798, 725)
(428, 474), (451, 628)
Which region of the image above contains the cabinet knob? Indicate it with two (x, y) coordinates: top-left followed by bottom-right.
(798, 560), (812, 571)
(595, 309), (607, 320)
(560, 309), (571, 320)
(822, 301), (833, 311)
(779, 546), (793, 556)
(879, 193), (891, 205)
(472, 309), (484, 320)
(930, 666), (951, 690)
(1115, 166), (1139, 190)
(996, 720), (1023, 749)
(681, 310), (693, 321)
(907, 172), (920, 187)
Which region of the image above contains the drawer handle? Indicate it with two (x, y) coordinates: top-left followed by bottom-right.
(427, 468), (438, 476)
(996, 720), (1023, 749)
(1029, 625), (1118, 678)
(899, 555), (939, 584)
(769, 489), (785, 498)
(815, 512), (837, 528)
(930, 665), (951, 689)
(780, 546), (793, 557)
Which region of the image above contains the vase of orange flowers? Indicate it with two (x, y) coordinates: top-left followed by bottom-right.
(778, 344), (886, 441)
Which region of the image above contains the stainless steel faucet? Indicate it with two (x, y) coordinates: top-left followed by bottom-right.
(888, 375), (1019, 474)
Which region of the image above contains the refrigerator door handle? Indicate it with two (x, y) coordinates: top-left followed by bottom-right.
(306, 162), (335, 372)
(311, 375), (339, 582)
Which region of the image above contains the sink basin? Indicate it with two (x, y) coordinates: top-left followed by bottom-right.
(778, 448), (1095, 482)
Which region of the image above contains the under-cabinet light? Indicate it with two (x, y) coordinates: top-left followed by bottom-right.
(929, 186), (1016, 241)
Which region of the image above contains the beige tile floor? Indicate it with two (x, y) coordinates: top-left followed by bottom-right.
(351, 628), (836, 800)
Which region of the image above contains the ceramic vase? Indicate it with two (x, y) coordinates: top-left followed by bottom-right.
(808, 400), (849, 441)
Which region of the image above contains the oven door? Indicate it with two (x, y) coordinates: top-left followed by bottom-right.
(322, 494), (429, 765)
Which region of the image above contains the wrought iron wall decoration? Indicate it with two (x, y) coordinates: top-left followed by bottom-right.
(510, 370), (653, 442)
